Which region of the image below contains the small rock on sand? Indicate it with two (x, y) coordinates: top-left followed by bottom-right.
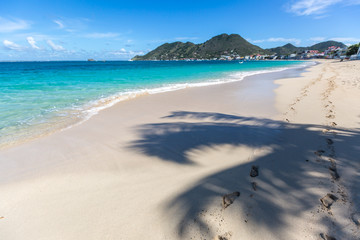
(320, 193), (338, 209)
(250, 166), (259, 177)
(222, 192), (240, 209)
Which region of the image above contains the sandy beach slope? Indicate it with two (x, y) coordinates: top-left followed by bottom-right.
(0, 60), (359, 240)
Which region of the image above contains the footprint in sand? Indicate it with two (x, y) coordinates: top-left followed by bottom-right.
(251, 182), (257, 191)
(329, 165), (340, 180)
(351, 212), (360, 226)
(314, 150), (325, 157)
(222, 192), (240, 209)
(320, 193), (338, 209)
(250, 166), (259, 177)
(320, 233), (337, 240)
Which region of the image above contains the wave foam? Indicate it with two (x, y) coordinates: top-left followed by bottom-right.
(63, 61), (315, 131)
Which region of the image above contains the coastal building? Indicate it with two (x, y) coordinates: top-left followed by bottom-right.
(324, 46), (347, 58)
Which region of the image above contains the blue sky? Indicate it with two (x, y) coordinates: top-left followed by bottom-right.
(1, 0), (359, 60)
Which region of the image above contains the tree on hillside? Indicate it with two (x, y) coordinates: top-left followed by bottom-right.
(346, 43), (359, 56)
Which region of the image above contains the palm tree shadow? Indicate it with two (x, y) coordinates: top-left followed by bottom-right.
(127, 111), (360, 239)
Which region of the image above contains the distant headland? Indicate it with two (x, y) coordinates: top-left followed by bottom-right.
(132, 33), (346, 61)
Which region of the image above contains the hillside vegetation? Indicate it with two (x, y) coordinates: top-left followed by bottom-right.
(132, 34), (346, 60)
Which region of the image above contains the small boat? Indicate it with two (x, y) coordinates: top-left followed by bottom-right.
(239, 61), (244, 64)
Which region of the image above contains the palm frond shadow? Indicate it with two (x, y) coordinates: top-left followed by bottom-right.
(128, 111), (360, 238)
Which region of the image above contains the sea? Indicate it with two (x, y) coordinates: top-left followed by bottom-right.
(0, 60), (312, 148)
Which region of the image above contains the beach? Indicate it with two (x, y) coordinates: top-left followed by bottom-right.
(0, 59), (359, 239)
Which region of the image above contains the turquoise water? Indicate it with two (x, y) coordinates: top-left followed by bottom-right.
(0, 60), (309, 147)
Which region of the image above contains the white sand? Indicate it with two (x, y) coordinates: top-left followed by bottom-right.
(0, 60), (359, 240)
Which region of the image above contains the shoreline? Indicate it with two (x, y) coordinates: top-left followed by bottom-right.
(0, 61), (311, 151)
(1, 59), (359, 239)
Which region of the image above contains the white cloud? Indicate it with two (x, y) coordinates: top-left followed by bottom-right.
(0, 17), (30, 33)
(53, 20), (65, 29)
(330, 37), (360, 43)
(252, 40), (264, 43)
(310, 37), (326, 41)
(288, 0), (360, 16)
(84, 32), (120, 38)
(289, 0), (341, 16)
(53, 18), (90, 32)
(345, 0), (360, 5)
(252, 37), (301, 45)
(109, 49), (144, 56)
(3, 40), (24, 51)
(47, 40), (65, 51)
(110, 49), (127, 55)
(26, 37), (40, 49)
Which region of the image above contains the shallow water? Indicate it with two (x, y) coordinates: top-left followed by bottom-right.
(0, 60), (310, 147)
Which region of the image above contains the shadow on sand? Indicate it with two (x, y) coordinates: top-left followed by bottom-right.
(128, 111), (360, 239)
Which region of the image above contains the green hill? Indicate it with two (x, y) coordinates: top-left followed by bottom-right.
(309, 41), (346, 52)
(266, 43), (305, 55)
(132, 41), (197, 61)
(267, 41), (346, 55)
(132, 33), (264, 60)
(132, 34), (347, 60)
(195, 34), (264, 58)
